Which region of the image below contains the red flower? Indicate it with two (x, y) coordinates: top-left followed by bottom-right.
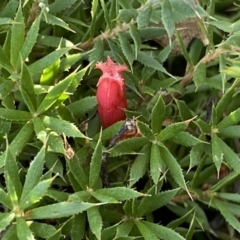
(96, 56), (128, 129)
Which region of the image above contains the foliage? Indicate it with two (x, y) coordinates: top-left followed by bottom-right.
(0, 0), (240, 239)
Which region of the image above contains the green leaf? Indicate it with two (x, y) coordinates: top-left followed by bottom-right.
(193, 63), (206, 89)
(5, 172), (18, 207)
(215, 199), (240, 233)
(16, 217), (35, 240)
(95, 187), (144, 201)
(68, 96), (97, 117)
(219, 138), (240, 173)
(161, 0), (175, 45)
(144, 221), (186, 240)
(150, 144), (165, 184)
(71, 214), (86, 240)
(0, 46), (13, 72)
(89, 130), (102, 188)
(89, 39), (104, 65)
(87, 207), (102, 240)
(137, 6), (152, 28)
(20, 13), (41, 61)
(43, 12), (74, 32)
(0, 188), (12, 209)
(0, 212), (15, 233)
(118, 32), (135, 67)
(91, 191), (119, 203)
(4, 146), (22, 199)
(215, 88), (235, 122)
(217, 108), (240, 129)
(137, 51), (170, 76)
(151, 95), (165, 134)
(47, 132), (65, 154)
(135, 221), (158, 240)
(137, 121), (155, 141)
(110, 137), (149, 157)
(175, 99), (193, 121)
(30, 222), (56, 239)
(118, 9), (138, 23)
(49, 0), (78, 14)
(138, 188), (179, 216)
(167, 208), (195, 228)
(211, 132), (223, 175)
(99, 0), (112, 29)
(157, 122), (188, 142)
(20, 62), (37, 112)
(20, 178), (54, 210)
(25, 202), (96, 219)
(0, 79), (15, 99)
(185, 212), (195, 240)
(129, 144), (151, 187)
(170, 132), (204, 146)
(68, 152), (88, 190)
(129, 24), (141, 58)
(40, 59), (60, 86)
(29, 48), (70, 75)
(189, 143), (204, 169)
(43, 116), (88, 139)
(219, 125), (240, 138)
(160, 146), (188, 192)
(0, 122), (33, 168)
(0, 109), (32, 123)
(217, 193), (240, 203)
(115, 220), (134, 239)
(10, 3), (25, 68)
(37, 76), (72, 114)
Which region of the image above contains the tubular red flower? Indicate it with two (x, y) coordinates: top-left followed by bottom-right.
(96, 56), (128, 129)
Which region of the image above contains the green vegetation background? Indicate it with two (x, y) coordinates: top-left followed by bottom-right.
(0, 0), (240, 239)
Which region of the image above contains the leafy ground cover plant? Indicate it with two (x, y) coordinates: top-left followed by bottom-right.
(0, 0), (240, 239)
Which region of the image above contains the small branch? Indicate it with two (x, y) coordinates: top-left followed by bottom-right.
(76, 23), (130, 51)
(101, 119), (137, 187)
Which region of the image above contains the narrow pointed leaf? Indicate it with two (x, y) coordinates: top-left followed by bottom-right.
(151, 95), (165, 134)
(129, 24), (141, 58)
(215, 199), (240, 233)
(21, 146), (45, 200)
(20, 178), (54, 209)
(161, 0), (175, 44)
(0, 188), (12, 210)
(10, 4), (25, 68)
(157, 122), (188, 142)
(95, 187), (144, 201)
(89, 130), (102, 188)
(0, 122), (33, 168)
(136, 221), (158, 240)
(20, 62), (37, 112)
(160, 146), (188, 192)
(0, 212), (15, 233)
(20, 13), (41, 61)
(87, 207), (102, 240)
(144, 221), (186, 240)
(29, 48), (70, 75)
(37, 76), (72, 114)
(16, 217), (35, 240)
(0, 46), (13, 72)
(211, 133), (223, 175)
(43, 116), (88, 139)
(129, 144), (151, 187)
(0, 109), (32, 123)
(68, 96), (97, 117)
(4, 146), (22, 199)
(150, 144), (164, 184)
(25, 202), (96, 219)
(137, 121), (155, 141)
